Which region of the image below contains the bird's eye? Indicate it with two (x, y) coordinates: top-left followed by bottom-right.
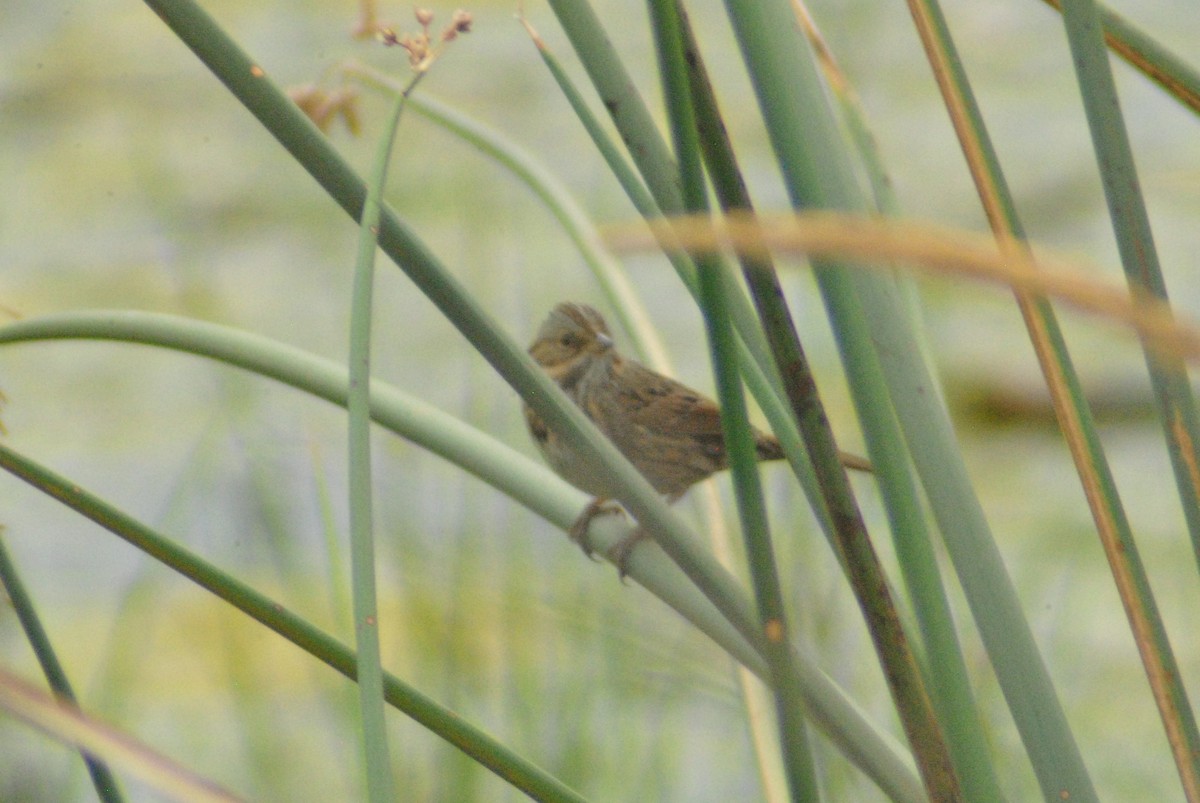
(559, 334), (577, 348)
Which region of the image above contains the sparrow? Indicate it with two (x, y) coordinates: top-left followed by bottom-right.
(525, 302), (869, 568)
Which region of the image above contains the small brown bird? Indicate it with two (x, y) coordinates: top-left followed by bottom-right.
(525, 302), (868, 563)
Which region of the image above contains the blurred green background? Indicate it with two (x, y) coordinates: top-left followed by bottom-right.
(1, 0), (1199, 799)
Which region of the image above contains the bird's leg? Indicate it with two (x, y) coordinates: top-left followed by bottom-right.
(568, 497), (624, 559)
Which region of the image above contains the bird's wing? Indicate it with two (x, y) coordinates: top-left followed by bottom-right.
(617, 363), (727, 455)
(615, 360), (784, 462)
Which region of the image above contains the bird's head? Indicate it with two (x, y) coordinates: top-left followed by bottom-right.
(528, 302), (615, 381)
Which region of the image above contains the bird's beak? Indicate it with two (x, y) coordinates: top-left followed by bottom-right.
(595, 332), (614, 350)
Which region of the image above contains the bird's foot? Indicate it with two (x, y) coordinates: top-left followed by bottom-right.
(568, 498), (624, 559)
(606, 528), (648, 581)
